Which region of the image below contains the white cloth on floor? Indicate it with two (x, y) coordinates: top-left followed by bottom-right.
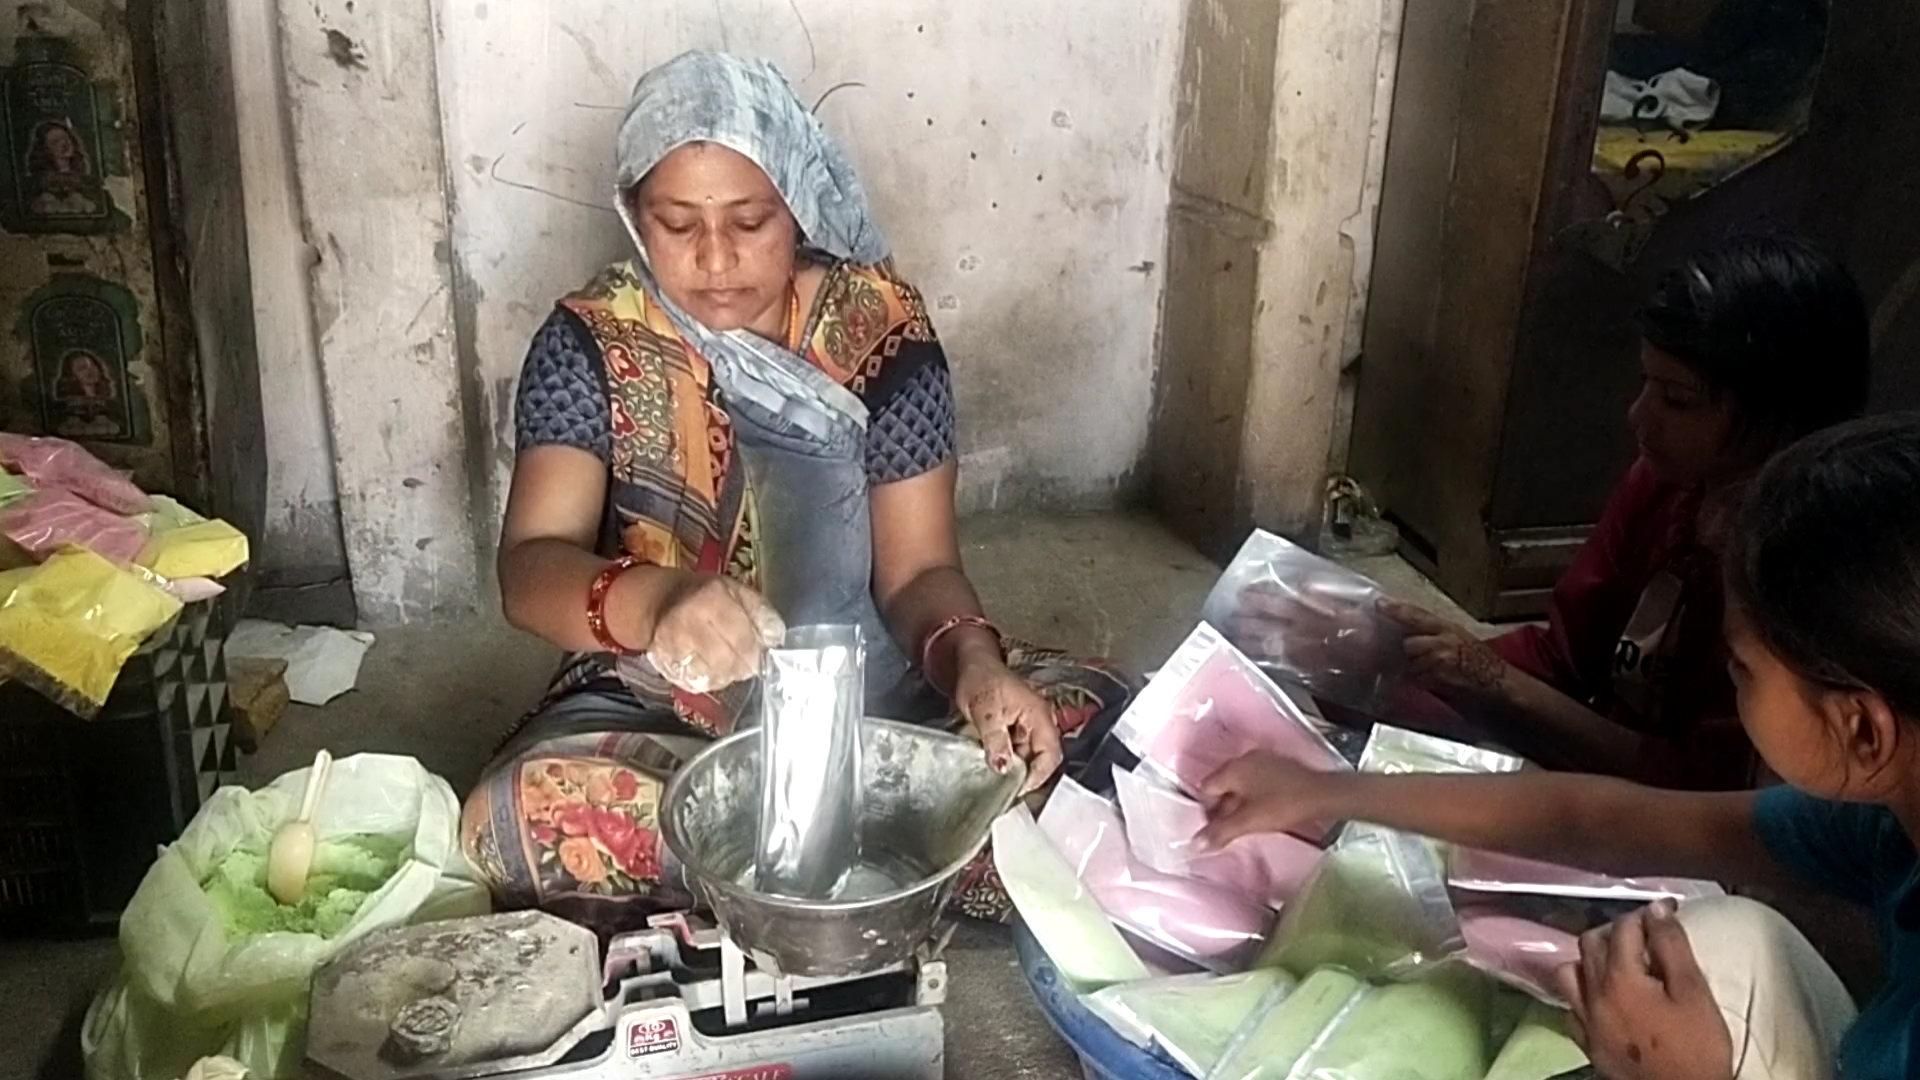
(1602, 67), (1721, 130)
(1680, 896), (1858, 1080)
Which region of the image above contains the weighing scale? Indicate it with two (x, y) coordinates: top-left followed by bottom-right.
(304, 909), (950, 1080)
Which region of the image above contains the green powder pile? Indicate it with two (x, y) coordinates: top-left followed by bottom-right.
(201, 833), (409, 938)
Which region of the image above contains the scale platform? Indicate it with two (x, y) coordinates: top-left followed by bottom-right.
(304, 910), (948, 1080)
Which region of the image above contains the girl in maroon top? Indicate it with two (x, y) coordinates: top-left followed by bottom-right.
(1388, 235), (1871, 789)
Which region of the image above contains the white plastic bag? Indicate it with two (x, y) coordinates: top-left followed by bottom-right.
(1200, 530), (1407, 714)
(81, 754), (490, 1080)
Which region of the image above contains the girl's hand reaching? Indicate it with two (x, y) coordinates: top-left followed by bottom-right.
(1194, 751), (1349, 850)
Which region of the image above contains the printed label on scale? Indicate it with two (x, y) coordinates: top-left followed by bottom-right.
(626, 1016), (681, 1057)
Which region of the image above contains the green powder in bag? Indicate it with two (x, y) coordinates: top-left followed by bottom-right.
(1085, 968), (1295, 1077)
(201, 833), (409, 938)
(1485, 1001), (1588, 1080)
(1208, 967), (1367, 1080)
(1210, 964), (1495, 1080)
(0, 470), (30, 509)
(1291, 964), (1494, 1080)
(1260, 822), (1462, 980)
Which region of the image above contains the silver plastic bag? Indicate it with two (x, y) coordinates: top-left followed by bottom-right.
(1200, 529), (1407, 715)
(1357, 724), (1524, 777)
(755, 624), (864, 899)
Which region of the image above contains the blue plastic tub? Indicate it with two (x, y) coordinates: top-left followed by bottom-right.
(1012, 922), (1196, 1080)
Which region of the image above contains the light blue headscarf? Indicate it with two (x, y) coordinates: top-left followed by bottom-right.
(614, 50), (886, 435)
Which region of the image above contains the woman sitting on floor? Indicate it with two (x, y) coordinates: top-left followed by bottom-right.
(1199, 412), (1920, 1080)
(1232, 236), (1871, 789)
(460, 51), (1132, 929)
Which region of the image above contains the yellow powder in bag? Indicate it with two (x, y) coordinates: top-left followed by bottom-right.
(137, 518), (250, 581)
(0, 548), (181, 715)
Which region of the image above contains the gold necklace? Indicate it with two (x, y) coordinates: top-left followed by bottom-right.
(783, 280), (803, 352)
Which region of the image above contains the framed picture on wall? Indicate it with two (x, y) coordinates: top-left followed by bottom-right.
(23, 274), (150, 445)
(0, 35), (129, 235)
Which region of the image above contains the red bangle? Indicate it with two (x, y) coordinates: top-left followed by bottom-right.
(587, 555), (646, 656)
(921, 614), (1001, 693)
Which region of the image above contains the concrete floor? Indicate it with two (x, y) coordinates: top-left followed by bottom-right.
(0, 513), (1484, 1080)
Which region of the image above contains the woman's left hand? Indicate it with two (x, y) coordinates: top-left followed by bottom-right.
(953, 654), (1063, 795)
(1557, 900), (1735, 1080)
(1382, 599), (1513, 701)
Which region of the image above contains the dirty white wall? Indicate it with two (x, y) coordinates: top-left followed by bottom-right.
(229, 0), (350, 608)
(257, 0), (1183, 625)
(1148, 0), (1403, 557)
(1242, 0), (1405, 533)
(436, 2), (1187, 537)
(240, 0), (1398, 626)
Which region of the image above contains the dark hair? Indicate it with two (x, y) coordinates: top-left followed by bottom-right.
(1726, 413), (1920, 718)
(1638, 235), (1871, 447)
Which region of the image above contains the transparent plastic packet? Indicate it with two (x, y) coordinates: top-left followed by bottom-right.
(1257, 821), (1463, 981)
(1485, 999), (1589, 1080)
(992, 804), (1152, 992)
(1199, 529), (1408, 715)
(0, 547), (182, 717)
(1358, 724), (1525, 777)
(1112, 624), (1349, 842)
(1039, 778), (1274, 972)
(1083, 968), (1296, 1078)
(1458, 906), (1579, 1006)
(134, 495), (250, 582)
(1111, 765), (1322, 910)
(0, 432), (151, 514)
(1449, 846), (1725, 903)
(1207, 962), (1494, 1080)
(0, 487), (150, 564)
(0, 467), (31, 508)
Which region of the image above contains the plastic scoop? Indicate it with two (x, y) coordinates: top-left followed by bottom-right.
(267, 750), (332, 904)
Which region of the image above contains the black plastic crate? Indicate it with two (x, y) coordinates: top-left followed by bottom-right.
(0, 598), (238, 933)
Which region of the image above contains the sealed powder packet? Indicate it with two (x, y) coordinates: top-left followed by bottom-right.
(755, 623), (865, 899)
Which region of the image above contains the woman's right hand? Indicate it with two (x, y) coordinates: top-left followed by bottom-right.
(642, 572), (786, 693)
(1194, 751), (1350, 850)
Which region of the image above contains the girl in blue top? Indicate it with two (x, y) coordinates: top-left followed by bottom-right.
(1199, 413), (1920, 1080)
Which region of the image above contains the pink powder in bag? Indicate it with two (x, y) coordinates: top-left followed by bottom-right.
(1112, 766), (1323, 910)
(0, 489), (149, 564)
(0, 434), (150, 515)
(1458, 906), (1578, 1004)
(1114, 627), (1349, 842)
(1039, 778), (1274, 970)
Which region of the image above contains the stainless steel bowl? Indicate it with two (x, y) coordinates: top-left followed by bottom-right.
(661, 717), (1024, 977)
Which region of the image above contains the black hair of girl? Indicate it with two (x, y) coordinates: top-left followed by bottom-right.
(1638, 235), (1872, 449)
(1725, 412), (1920, 719)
